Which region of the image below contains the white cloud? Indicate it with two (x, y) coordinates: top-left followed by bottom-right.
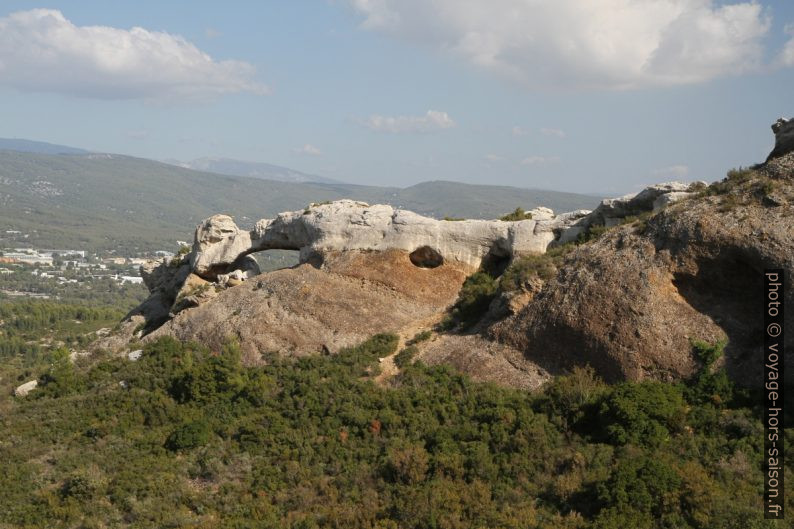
(521, 156), (560, 165)
(511, 126), (528, 136)
(0, 9), (268, 100)
(205, 28), (222, 39)
(652, 165), (690, 178)
(348, 0), (774, 90)
(777, 23), (794, 66)
(484, 154), (506, 162)
(294, 144), (323, 156)
(362, 110), (455, 133)
(540, 128), (566, 138)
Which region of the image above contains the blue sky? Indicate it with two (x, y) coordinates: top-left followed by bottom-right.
(0, 1), (792, 194)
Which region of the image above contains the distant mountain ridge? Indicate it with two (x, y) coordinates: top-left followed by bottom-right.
(0, 150), (601, 254)
(170, 157), (340, 184)
(0, 138), (88, 155)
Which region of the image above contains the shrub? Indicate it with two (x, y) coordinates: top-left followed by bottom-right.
(387, 444), (429, 484)
(596, 456), (682, 521)
(165, 419), (212, 451)
(704, 166), (757, 196)
(726, 167), (755, 184)
(501, 254), (556, 291)
(37, 347), (85, 398)
(499, 207), (533, 221)
(448, 271), (499, 327)
(577, 224), (609, 244)
(170, 341), (246, 404)
(542, 366), (607, 428)
(335, 333), (399, 375)
(407, 330), (432, 345)
(60, 473), (99, 501)
(596, 381), (686, 446)
(501, 244), (574, 292)
(685, 340), (733, 407)
(394, 346), (418, 368)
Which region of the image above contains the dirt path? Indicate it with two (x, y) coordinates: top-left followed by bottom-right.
(374, 312), (445, 385)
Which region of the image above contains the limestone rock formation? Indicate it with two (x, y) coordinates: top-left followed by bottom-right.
(121, 178), (705, 349)
(147, 249), (473, 360)
(586, 181), (698, 227)
(768, 117), (794, 161)
(491, 151), (794, 385)
(94, 119), (790, 391)
(190, 200), (585, 280)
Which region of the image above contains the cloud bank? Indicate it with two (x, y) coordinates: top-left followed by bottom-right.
(349, 0), (778, 90)
(362, 110), (456, 133)
(0, 9), (268, 100)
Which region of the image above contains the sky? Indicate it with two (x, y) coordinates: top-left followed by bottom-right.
(0, 1), (792, 194)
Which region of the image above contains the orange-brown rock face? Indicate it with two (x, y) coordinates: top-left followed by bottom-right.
(146, 249), (472, 361)
(491, 155), (794, 385)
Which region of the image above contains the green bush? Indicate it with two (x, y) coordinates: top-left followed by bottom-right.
(596, 381), (686, 446)
(407, 330), (432, 345)
(60, 473), (100, 501)
(595, 455), (682, 524)
(447, 271), (499, 327)
(685, 341), (733, 407)
(500, 244), (574, 292)
(165, 419), (212, 451)
(170, 340), (247, 404)
(394, 346), (418, 368)
(387, 444), (429, 484)
(499, 207), (533, 221)
(578, 224), (610, 244)
(703, 167), (757, 196)
(37, 347), (85, 398)
(541, 365), (607, 428)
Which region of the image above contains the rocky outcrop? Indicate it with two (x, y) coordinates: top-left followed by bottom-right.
(123, 180), (701, 343)
(768, 117), (794, 161)
(99, 119), (791, 391)
(588, 181), (697, 226)
(190, 200), (589, 280)
(492, 151), (794, 385)
(187, 187), (693, 285)
(147, 249), (472, 360)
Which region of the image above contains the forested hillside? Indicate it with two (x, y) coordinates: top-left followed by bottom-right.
(0, 326), (789, 528)
(0, 151), (600, 253)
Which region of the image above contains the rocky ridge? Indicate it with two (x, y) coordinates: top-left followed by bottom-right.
(130, 181), (699, 331)
(108, 119), (792, 390)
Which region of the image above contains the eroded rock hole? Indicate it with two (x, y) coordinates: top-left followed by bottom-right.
(250, 249), (301, 272)
(481, 251), (511, 277)
(410, 246), (444, 268)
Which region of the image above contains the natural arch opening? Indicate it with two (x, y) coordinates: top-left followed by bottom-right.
(251, 249), (300, 272)
(409, 246), (444, 268)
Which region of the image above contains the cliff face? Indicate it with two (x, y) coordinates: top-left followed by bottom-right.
(108, 120), (793, 390)
(492, 135), (794, 385)
(147, 249), (471, 360)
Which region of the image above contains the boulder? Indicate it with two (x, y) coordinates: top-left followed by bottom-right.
(14, 380), (38, 397)
(191, 214), (254, 279)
